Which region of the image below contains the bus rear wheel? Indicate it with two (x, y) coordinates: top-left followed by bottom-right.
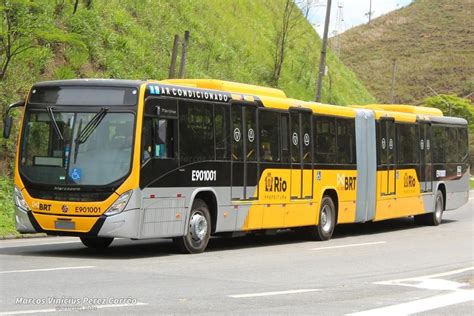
(173, 199), (211, 254)
(307, 195), (336, 241)
(414, 190), (444, 226)
(80, 236), (114, 249)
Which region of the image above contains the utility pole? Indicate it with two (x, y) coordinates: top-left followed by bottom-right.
(315, 0), (332, 102)
(178, 31), (190, 79)
(390, 58), (397, 103)
(368, 0), (373, 24)
(333, 1), (344, 57)
(168, 35), (180, 79)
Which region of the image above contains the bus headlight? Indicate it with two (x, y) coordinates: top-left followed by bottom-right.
(14, 187), (30, 212)
(105, 190), (132, 216)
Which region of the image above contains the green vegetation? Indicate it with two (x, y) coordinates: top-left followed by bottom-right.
(0, 0), (375, 237)
(0, 176), (17, 237)
(420, 94), (474, 129)
(334, 0), (473, 104)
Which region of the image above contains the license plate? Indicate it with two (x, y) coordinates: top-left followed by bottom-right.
(55, 220), (75, 230)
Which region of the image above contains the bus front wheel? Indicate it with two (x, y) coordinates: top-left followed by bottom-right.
(414, 190), (444, 226)
(307, 195), (336, 241)
(80, 236), (114, 249)
(173, 199), (211, 254)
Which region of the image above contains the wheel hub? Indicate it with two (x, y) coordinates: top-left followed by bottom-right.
(321, 205), (332, 232)
(435, 196), (443, 221)
(190, 213), (208, 241)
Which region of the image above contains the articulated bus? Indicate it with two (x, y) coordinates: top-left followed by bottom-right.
(3, 79), (469, 253)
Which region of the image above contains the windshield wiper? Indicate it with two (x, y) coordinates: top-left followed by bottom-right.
(76, 107), (109, 144)
(73, 108), (109, 163)
(46, 107), (64, 140)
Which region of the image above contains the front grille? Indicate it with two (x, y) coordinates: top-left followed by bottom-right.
(27, 188), (112, 202)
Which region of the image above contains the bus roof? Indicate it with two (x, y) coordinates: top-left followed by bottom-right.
(32, 79), (454, 124)
(34, 79), (143, 88)
(351, 104), (443, 117)
(161, 79), (287, 99)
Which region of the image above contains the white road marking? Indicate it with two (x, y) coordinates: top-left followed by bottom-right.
(358, 266), (474, 315)
(375, 266), (474, 286)
(311, 241), (386, 251)
(229, 289), (320, 298)
(0, 266), (94, 274)
(346, 290), (474, 316)
(0, 302), (148, 315)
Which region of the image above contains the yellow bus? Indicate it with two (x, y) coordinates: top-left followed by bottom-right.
(3, 79), (470, 253)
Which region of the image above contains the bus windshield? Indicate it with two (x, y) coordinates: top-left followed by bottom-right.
(20, 110), (135, 186)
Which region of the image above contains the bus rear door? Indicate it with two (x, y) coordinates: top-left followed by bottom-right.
(420, 122), (432, 192)
(380, 118), (396, 196)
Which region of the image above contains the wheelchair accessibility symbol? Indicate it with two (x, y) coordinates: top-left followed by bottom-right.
(70, 168), (82, 182)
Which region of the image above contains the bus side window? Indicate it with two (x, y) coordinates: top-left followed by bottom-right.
(179, 100), (214, 163)
(214, 104), (230, 160)
(281, 113), (290, 163)
(459, 127), (468, 161)
(155, 119), (168, 158)
(336, 118), (356, 164)
(432, 125), (446, 163)
(142, 116), (154, 163)
(314, 116), (336, 164)
(259, 110), (281, 162)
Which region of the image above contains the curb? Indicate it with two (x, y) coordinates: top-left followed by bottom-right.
(0, 233), (47, 240)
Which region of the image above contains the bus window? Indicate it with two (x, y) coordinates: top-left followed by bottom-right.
(245, 107), (257, 161)
(302, 114), (312, 164)
(142, 117), (154, 163)
(232, 106), (243, 161)
(336, 119), (356, 164)
(459, 127), (468, 161)
(314, 116), (336, 164)
(281, 114), (290, 163)
(179, 101), (214, 163)
(432, 125), (446, 163)
(397, 123), (419, 165)
(259, 110), (280, 162)
(214, 104), (229, 160)
(290, 112), (300, 163)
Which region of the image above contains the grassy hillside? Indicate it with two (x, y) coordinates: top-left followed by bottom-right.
(0, 0), (375, 237)
(333, 0), (473, 104)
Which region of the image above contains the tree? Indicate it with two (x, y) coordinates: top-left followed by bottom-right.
(270, 0), (309, 87)
(420, 94), (474, 128)
(0, 0), (85, 81)
(0, 0), (42, 80)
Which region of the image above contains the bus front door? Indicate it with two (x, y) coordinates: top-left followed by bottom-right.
(231, 102), (258, 200)
(420, 122), (432, 192)
(380, 118), (396, 196)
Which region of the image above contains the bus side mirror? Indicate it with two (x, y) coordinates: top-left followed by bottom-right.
(3, 115), (13, 139)
(3, 100), (25, 139)
(155, 119), (167, 145)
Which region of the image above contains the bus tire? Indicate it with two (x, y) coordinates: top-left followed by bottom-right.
(414, 190), (444, 226)
(308, 195), (336, 241)
(80, 236), (114, 249)
(173, 199), (211, 254)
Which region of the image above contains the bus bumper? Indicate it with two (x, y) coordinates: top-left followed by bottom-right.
(15, 208), (37, 234)
(15, 206), (141, 239)
(97, 209), (141, 239)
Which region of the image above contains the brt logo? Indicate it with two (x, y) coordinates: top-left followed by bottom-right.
(265, 173), (287, 192)
(337, 174), (356, 191)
